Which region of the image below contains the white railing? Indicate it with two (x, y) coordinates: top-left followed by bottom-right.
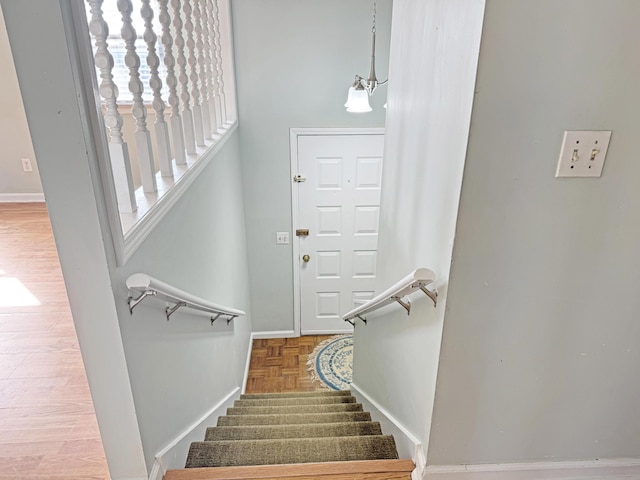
(343, 268), (438, 326)
(126, 273), (245, 323)
(83, 0), (236, 237)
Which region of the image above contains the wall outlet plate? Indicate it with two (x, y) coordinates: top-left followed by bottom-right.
(555, 131), (611, 178)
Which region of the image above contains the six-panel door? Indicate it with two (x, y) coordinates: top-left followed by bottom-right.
(296, 134), (384, 334)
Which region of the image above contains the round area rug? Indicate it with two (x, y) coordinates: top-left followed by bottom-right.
(307, 334), (353, 391)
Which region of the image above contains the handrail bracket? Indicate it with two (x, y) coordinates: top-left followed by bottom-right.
(393, 296), (411, 315)
(211, 313), (222, 325)
(419, 284), (438, 307)
(356, 314), (367, 325)
(227, 315), (237, 325)
(345, 318), (355, 327)
(128, 289), (157, 314)
(165, 301), (187, 321)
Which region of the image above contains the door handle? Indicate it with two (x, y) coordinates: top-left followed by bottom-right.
(302, 254), (310, 263)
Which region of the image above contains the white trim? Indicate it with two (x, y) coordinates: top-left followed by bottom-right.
(0, 193), (45, 203)
(423, 458), (640, 480)
(251, 329), (297, 339)
(301, 328), (354, 336)
(241, 333), (254, 394)
(350, 383), (423, 462)
(151, 387), (241, 476)
(289, 127), (385, 337)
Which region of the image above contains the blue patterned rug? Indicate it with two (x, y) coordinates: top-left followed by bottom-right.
(307, 334), (353, 391)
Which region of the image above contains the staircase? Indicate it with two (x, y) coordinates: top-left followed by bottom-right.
(164, 390), (414, 479)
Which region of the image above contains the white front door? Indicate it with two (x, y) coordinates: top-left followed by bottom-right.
(292, 131), (384, 335)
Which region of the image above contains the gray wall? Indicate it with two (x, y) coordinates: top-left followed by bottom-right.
(232, 0), (391, 332)
(0, 3), (42, 195)
(114, 132), (252, 470)
(428, 0), (640, 465)
(352, 0), (485, 451)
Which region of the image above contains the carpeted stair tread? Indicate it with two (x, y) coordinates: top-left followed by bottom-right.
(217, 411), (372, 426)
(205, 421), (383, 441)
(234, 396), (356, 407)
(227, 403), (363, 416)
(240, 390), (351, 399)
(185, 435), (399, 468)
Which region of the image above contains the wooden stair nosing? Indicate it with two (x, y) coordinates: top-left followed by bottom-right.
(164, 459), (415, 480)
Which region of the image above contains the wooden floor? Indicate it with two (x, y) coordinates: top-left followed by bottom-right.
(244, 336), (335, 394)
(0, 203), (109, 480)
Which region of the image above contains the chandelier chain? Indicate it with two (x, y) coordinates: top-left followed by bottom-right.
(372, 0), (376, 34)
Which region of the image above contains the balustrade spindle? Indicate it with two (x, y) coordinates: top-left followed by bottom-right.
(87, 0), (137, 213)
(158, 0), (186, 165)
(211, 0), (227, 126)
(141, 0), (173, 178)
(202, 0), (218, 135)
(192, 0), (212, 139)
(183, 0), (205, 146)
(171, 0), (196, 155)
(117, 0), (157, 193)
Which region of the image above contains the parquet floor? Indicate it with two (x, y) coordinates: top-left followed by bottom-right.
(0, 203), (109, 480)
(244, 336), (334, 394)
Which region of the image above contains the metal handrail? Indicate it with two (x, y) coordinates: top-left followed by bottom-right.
(342, 268), (437, 326)
(126, 273), (245, 324)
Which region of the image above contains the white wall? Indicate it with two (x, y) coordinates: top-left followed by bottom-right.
(352, 0), (485, 451)
(231, 0), (391, 332)
(427, 0), (640, 466)
(114, 132), (252, 470)
(3, 1), (252, 477)
(0, 3), (42, 196)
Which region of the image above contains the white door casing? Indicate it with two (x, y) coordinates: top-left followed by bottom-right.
(291, 128), (385, 335)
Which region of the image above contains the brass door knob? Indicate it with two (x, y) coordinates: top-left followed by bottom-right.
(302, 254), (310, 263)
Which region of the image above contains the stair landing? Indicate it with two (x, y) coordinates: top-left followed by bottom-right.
(164, 459), (415, 480)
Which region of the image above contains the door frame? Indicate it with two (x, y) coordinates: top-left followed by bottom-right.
(290, 127), (386, 336)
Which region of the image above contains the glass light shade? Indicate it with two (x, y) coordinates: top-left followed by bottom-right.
(345, 87), (372, 113)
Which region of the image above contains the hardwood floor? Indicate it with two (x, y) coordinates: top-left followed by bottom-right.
(244, 336), (335, 394)
(0, 203), (109, 480)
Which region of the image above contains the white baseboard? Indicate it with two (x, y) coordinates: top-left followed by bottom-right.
(0, 193), (45, 203)
(251, 329), (297, 339)
(150, 387), (241, 479)
(424, 458), (640, 480)
(350, 382), (424, 474)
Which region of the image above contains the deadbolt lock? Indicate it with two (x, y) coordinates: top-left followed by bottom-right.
(296, 229), (309, 237)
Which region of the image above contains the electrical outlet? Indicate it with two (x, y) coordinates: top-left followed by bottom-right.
(555, 131), (611, 178)
(276, 232), (289, 245)
(21, 158), (33, 172)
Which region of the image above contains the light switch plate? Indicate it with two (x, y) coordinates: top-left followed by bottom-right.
(556, 130), (611, 178)
(276, 232), (289, 244)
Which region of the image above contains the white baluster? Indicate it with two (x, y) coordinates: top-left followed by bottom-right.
(205, 0), (221, 129)
(192, 0), (211, 140)
(158, 0), (186, 165)
(141, 0), (173, 178)
(87, 0), (137, 214)
(183, 0), (205, 146)
(212, 0), (227, 126)
(171, 0), (196, 155)
(202, 0), (218, 135)
(117, 0), (157, 193)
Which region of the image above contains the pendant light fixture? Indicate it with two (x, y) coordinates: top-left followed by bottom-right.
(344, 0), (387, 112)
